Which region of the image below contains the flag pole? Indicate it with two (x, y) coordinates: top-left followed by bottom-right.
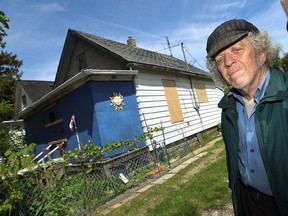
(70, 115), (82, 150)
(74, 117), (82, 150)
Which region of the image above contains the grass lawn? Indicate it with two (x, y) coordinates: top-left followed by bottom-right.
(98, 139), (232, 216)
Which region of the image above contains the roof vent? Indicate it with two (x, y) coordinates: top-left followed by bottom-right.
(127, 36), (136, 47)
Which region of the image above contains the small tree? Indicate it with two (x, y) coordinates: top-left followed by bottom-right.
(0, 11), (23, 121)
(0, 143), (36, 215)
(0, 100), (14, 122)
(0, 9), (25, 179)
(0, 127), (163, 215)
(273, 52), (288, 72)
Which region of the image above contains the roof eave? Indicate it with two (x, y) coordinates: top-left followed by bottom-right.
(127, 62), (212, 80)
(17, 70), (138, 119)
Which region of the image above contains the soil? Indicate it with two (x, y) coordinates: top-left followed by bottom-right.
(201, 204), (233, 216)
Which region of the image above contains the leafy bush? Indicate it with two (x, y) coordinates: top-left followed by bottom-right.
(0, 143), (36, 215)
(0, 127), (163, 215)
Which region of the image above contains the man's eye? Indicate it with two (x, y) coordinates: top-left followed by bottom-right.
(233, 48), (242, 53)
(216, 59), (223, 65)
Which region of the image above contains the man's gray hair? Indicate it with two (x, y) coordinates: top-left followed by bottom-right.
(206, 31), (281, 87)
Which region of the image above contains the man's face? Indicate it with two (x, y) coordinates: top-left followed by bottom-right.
(215, 38), (264, 90)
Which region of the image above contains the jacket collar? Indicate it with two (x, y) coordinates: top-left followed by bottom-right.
(218, 89), (238, 109)
(218, 67), (288, 108)
(264, 67), (288, 101)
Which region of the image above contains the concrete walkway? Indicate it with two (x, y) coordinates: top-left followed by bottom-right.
(106, 136), (223, 211)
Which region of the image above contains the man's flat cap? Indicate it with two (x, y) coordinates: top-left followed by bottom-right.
(206, 19), (259, 58)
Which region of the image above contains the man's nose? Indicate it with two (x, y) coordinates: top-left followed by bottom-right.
(224, 53), (236, 67)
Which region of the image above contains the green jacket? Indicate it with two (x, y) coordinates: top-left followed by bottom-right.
(218, 67), (288, 216)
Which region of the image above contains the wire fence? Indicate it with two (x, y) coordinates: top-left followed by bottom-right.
(0, 129), (217, 216)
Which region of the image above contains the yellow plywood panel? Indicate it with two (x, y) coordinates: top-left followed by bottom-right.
(194, 83), (208, 103)
(162, 79), (184, 123)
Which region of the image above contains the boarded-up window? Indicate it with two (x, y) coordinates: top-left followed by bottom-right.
(162, 79), (184, 123)
(194, 83), (208, 103)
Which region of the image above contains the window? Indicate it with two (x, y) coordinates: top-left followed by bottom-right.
(194, 83), (208, 103)
(48, 112), (55, 123)
(77, 52), (88, 71)
(44, 111), (64, 128)
(22, 95), (27, 108)
(162, 79), (184, 123)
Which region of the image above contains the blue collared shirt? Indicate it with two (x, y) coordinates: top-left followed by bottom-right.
(230, 69), (272, 196)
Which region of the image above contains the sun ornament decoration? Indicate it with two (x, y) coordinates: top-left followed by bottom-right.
(110, 92), (125, 110)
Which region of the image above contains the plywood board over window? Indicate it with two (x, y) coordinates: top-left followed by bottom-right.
(194, 83), (208, 103)
(162, 79), (184, 123)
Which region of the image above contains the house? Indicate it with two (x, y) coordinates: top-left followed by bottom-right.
(14, 80), (54, 115)
(15, 29), (223, 161)
(0, 80), (54, 154)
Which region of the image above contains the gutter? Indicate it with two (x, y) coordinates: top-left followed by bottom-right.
(127, 62), (213, 81)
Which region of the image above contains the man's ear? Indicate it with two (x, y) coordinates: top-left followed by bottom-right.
(260, 52), (267, 65)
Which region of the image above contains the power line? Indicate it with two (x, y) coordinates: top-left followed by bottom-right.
(156, 43), (181, 53)
(182, 43), (206, 71)
(156, 39), (206, 71)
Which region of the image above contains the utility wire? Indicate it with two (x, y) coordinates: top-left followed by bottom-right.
(182, 44), (206, 71)
(156, 43), (181, 53)
(157, 41), (206, 71)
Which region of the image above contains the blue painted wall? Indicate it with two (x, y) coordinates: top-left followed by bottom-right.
(25, 83), (94, 159)
(91, 81), (145, 157)
(25, 80), (144, 160)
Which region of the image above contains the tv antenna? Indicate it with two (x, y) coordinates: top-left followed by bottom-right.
(166, 36), (173, 56)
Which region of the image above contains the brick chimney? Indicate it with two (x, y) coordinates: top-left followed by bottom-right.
(127, 36), (136, 47)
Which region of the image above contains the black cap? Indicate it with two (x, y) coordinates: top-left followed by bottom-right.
(206, 19), (259, 58)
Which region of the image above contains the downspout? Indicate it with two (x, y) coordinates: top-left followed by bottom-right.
(189, 75), (205, 133)
(189, 76), (199, 110)
(181, 43), (199, 110)
(181, 43), (203, 144)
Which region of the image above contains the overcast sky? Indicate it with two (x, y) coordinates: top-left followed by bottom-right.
(1, 0), (287, 81)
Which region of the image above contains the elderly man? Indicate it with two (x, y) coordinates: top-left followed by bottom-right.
(206, 19), (288, 216)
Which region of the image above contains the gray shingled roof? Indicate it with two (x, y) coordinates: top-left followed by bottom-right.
(19, 80), (54, 102)
(72, 30), (211, 78)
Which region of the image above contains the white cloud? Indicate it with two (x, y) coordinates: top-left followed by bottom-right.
(214, 0), (248, 10)
(37, 3), (67, 12)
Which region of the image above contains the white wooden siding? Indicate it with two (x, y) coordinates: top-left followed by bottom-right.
(134, 70), (223, 147)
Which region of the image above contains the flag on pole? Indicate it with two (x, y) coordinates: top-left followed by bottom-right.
(69, 115), (75, 132)
(69, 114), (82, 150)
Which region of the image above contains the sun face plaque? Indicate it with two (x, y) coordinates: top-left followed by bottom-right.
(110, 92), (124, 110)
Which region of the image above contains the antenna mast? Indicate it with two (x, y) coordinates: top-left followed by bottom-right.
(166, 36), (173, 56)
(181, 43), (189, 71)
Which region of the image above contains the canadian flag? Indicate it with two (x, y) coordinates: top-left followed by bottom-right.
(69, 115), (75, 132)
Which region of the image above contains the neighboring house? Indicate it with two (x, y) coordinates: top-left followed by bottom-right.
(15, 29), (223, 160)
(14, 80), (54, 114)
(2, 81), (54, 156)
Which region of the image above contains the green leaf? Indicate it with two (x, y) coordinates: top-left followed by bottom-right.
(4, 149), (12, 157)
